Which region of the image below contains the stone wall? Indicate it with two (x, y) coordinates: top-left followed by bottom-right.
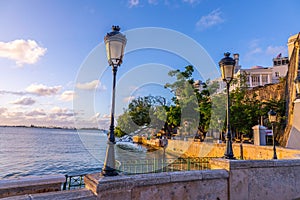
(210, 159), (300, 200)
(85, 158), (300, 200)
(0, 175), (65, 198)
(245, 81), (285, 102)
(245, 82), (287, 145)
(165, 140), (300, 159)
(85, 170), (229, 200)
(283, 36), (300, 146)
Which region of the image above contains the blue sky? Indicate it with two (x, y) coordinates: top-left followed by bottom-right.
(0, 0), (299, 128)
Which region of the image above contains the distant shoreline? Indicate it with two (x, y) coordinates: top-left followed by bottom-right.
(0, 125), (107, 132)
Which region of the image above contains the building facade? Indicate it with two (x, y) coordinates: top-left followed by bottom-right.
(214, 53), (289, 92)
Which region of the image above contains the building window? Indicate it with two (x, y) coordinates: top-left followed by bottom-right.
(275, 72), (279, 77)
(262, 75), (268, 83)
(251, 76), (260, 84)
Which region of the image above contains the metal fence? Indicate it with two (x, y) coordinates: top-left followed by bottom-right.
(62, 157), (217, 190)
(116, 157), (216, 175)
(62, 174), (85, 190)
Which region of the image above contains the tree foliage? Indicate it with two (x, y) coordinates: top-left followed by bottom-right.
(165, 65), (214, 139)
(115, 65), (286, 142)
(115, 95), (168, 137)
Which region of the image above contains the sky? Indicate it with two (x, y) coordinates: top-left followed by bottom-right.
(0, 0), (300, 129)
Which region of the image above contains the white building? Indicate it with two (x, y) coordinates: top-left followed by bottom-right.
(237, 66), (272, 88)
(238, 56), (288, 88)
(215, 54), (289, 91)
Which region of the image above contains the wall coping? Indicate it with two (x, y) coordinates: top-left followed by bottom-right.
(85, 169), (228, 193)
(0, 174), (65, 190)
(234, 143), (300, 153)
(210, 158), (300, 170)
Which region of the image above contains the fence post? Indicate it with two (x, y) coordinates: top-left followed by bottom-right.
(240, 143), (244, 160)
(187, 157), (191, 171)
(146, 159), (149, 173)
(63, 175), (67, 190)
(80, 176), (83, 188)
(68, 176), (71, 190)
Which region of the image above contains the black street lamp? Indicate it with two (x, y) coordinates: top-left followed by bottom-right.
(219, 52), (235, 159)
(268, 110), (278, 159)
(102, 26), (127, 176)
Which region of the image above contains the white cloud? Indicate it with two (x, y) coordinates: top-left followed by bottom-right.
(129, 0), (139, 7)
(0, 39), (46, 66)
(89, 112), (101, 122)
(148, 0), (158, 4)
(26, 108), (46, 117)
(183, 0), (200, 4)
(245, 39), (288, 65)
(26, 84), (62, 96)
(50, 107), (74, 119)
(249, 39), (260, 49)
(0, 107), (8, 115)
(102, 114), (111, 118)
(60, 90), (76, 102)
(196, 8), (224, 30)
(11, 97), (36, 106)
(0, 106), (77, 127)
(76, 80), (106, 91)
(0, 90), (25, 96)
(266, 45), (287, 56)
(123, 95), (135, 103)
(248, 47), (263, 55)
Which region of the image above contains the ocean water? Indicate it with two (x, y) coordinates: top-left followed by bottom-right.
(0, 127), (103, 178)
(0, 127), (156, 179)
(0, 127), (175, 179)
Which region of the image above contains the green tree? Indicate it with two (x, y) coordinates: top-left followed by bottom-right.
(165, 65), (213, 140)
(114, 110), (138, 137)
(115, 95), (168, 137)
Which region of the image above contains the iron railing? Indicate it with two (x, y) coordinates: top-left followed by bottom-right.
(62, 174), (85, 190)
(116, 157), (216, 175)
(62, 157), (217, 189)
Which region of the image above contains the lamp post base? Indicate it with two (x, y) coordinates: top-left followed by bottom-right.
(273, 147), (278, 160)
(101, 167), (118, 176)
(224, 139), (235, 159)
(223, 155), (235, 159)
(102, 140), (118, 176)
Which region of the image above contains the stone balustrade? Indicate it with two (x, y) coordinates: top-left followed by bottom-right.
(0, 174), (65, 198)
(85, 170), (229, 200)
(210, 159), (300, 200)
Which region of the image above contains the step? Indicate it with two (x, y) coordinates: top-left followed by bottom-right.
(0, 189), (96, 200)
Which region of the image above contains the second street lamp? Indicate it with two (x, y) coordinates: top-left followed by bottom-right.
(268, 110), (278, 159)
(219, 52), (235, 159)
(102, 25), (127, 176)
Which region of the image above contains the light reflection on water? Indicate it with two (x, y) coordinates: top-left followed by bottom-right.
(0, 127), (169, 179)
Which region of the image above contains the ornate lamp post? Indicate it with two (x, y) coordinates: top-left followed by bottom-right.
(268, 110), (278, 159)
(219, 52), (235, 159)
(102, 25), (127, 176)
